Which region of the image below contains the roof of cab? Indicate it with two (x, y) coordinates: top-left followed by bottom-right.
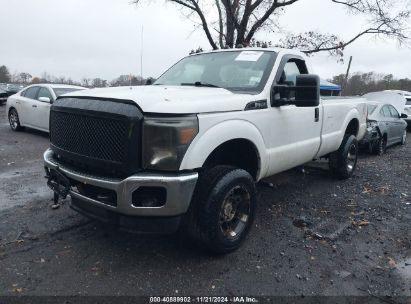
(194, 47), (306, 58)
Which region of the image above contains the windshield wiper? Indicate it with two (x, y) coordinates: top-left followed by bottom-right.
(181, 81), (220, 88)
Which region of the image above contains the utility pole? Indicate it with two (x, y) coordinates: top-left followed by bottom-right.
(343, 56), (353, 95)
(140, 25), (144, 85)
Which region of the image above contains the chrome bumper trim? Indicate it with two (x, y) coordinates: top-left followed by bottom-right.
(44, 149), (198, 216)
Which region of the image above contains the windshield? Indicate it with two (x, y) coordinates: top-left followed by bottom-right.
(406, 97), (411, 106)
(367, 104), (378, 115)
(154, 51), (277, 93)
(53, 88), (83, 97)
(6, 85), (21, 93)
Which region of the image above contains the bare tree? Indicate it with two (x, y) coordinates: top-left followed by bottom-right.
(0, 65), (11, 83)
(133, 0), (410, 58)
(81, 78), (91, 87)
(330, 71), (411, 95)
(18, 72), (32, 84)
(91, 78), (108, 88)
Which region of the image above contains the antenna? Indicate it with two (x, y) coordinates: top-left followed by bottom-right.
(140, 25), (144, 85)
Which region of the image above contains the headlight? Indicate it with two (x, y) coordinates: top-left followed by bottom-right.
(367, 120), (378, 129)
(142, 116), (199, 171)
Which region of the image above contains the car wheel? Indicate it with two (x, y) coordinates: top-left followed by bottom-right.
(373, 135), (387, 156)
(8, 108), (23, 131)
(329, 134), (358, 180)
(401, 130), (407, 145)
(184, 165), (256, 254)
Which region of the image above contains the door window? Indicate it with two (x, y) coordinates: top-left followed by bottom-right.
(388, 105), (399, 118)
(278, 59), (308, 86)
(37, 87), (53, 102)
(381, 106), (391, 117)
(24, 87), (40, 100)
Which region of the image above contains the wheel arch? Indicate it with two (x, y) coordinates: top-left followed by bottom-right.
(180, 120), (267, 181)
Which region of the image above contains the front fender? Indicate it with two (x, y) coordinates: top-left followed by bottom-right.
(179, 119), (268, 180)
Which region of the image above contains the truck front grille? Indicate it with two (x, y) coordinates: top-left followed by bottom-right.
(50, 111), (127, 163)
(50, 97), (143, 177)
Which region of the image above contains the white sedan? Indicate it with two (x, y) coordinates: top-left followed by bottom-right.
(6, 84), (85, 133)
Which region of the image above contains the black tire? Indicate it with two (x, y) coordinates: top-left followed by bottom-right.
(329, 134), (358, 180)
(373, 135), (387, 156)
(8, 108), (23, 131)
(184, 165), (256, 254)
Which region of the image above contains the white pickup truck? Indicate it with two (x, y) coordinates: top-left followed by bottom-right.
(44, 48), (366, 254)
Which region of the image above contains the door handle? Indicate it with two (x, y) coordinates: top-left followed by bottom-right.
(314, 108), (320, 122)
(32, 105), (37, 108)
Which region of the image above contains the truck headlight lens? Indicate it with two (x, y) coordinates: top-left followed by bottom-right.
(142, 116), (198, 171)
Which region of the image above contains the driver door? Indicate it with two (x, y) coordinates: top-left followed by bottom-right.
(266, 57), (322, 176)
(34, 87), (53, 131)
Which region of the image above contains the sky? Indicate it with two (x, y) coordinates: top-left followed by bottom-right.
(0, 0), (410, 82)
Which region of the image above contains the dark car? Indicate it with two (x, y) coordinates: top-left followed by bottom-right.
(0, 88), (8, 105)
(0, 84), (23, 105)
(361, 102), (408, 155)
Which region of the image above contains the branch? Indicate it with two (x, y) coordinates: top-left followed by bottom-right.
(215, 0), (225, 48)
(245, 0), (300, 43)
(188, 0), (219, 49)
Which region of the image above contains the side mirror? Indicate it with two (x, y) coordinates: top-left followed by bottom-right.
(271, 74), (320, 107)
(294, 74), (320, 107)
(38, 97), (51, 103)
(401, 113), (408, 119)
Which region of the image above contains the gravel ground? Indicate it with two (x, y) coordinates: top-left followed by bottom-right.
(0, 105), (410, 298)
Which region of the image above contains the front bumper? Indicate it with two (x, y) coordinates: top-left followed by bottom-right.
(360, 127), (380, 145)
(44, 149), (198, 218)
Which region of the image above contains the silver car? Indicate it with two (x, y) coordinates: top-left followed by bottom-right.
(361, 102), (408, 155)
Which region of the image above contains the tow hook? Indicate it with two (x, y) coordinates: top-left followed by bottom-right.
(45, 167), (71, 208)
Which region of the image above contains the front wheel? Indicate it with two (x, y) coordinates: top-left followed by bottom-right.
(373, 135), (387, 156)
(329, 134), (358, 180)
(8, 108), (23, 131)
(185, 166), (256, 254)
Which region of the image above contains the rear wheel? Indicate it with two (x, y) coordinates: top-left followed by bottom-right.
(184, 166), (256, 254)
(329, 134), (358, 180)
(8, 108), (23, 131)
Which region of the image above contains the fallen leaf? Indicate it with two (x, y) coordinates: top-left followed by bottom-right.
(362, 185), (372, 194)
(388, 257), (396, 268)
(352, 220), (370, 227)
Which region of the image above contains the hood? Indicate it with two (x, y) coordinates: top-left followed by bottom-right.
(62, 85), (254, 114)
(364, 92), (406, 114)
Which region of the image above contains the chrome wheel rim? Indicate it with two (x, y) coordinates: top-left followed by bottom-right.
(403, 131), (407, 144)
(9, 111), (18, 130)
(219, 185), (251, 239)
(346, 143), (357, 173)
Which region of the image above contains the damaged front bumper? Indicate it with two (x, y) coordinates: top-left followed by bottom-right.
(360, 127), (380, 145)
(43, 149), (198, 233)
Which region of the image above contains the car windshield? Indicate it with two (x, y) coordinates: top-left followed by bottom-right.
(406, 97), (411, 105)
(367, 104), (378, 115)
(6, 85), (21, 92)
(53, 88), (83, 97)
(154, 51), (277, 93)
